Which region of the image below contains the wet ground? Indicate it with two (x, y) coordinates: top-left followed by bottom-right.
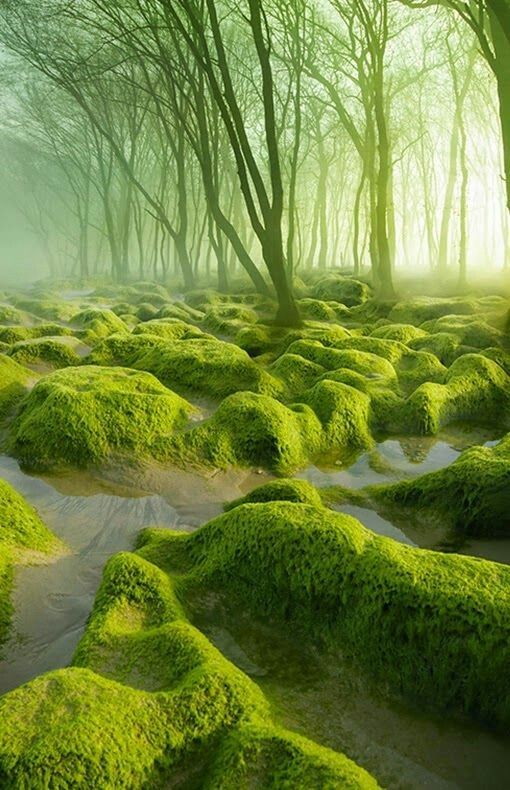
(1, 430), (510, 788)
(192, 595), (510, 790)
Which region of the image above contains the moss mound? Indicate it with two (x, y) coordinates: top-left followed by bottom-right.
(202, 304), (259, 334)
(7, 339), (81, 369)
(373, 436), (510, 536)
(175, 379), (372, 473)
(296, 298), (340, 322)
(408, 332), (465, 365)
(0, 547), (377, 788)
(0, 354), (33, 418)
(71, 308), (128, 342)
(269, 353), (326, 397)
(225, 478), (323, 511)
(88, 334), (283, 400)
(388, 297), (478, 325)
(175, 392), (322, 473)
(0, 323), (73, 345)
(139, 501), (510, 728)
(12, 297), (78, 322)
(286, 340), (397, 380)
(0, 479), (60, 652)
(311, 276), (372, 307)
(9, 366), (195, 471)
(133, 318), (208, 341)
(157, 302), (205, 322)
(403, 354), (510, 434)
(371, 323), (427, 345)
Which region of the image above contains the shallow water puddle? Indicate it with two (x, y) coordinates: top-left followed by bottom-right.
(0, 456), (273, 694)
(193, 600), (510, 790)
(0, 456), (181, 694)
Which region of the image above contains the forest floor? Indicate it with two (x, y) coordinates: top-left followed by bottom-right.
(0, 272), (508, 788)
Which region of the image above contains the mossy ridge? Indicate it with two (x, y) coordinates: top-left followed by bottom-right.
(8, 365), (195, 471)
(157, 302), (205, 323)
(171, 391), (323, 473)
(0, 354), (34, 420)
(11, 296), (80, 323)
(237, 321), (350, 358)
(91, 335), (284, 400)
(0, 478), (62, 653)
(138, 502), (510, 729)
(388, 297), (478, 325)
(0, 547), (377, 788)
(7, 339), (81, 369)
(310, 276), (372, 307)
(0, 323), (74, 345)
(224, 478), (323, 511)
(371, 436), (510, 536)
(402, 353), (510, 434)
(172, 381), (372, 474)
(370, 323), (427, 344)
(133, 318), (210, 341)
(71, 307), (129, 342)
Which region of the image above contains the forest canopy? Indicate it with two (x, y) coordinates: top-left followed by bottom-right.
(0, 0), (508, 324)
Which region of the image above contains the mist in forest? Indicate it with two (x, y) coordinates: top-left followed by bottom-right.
(0, 0), (509, 319)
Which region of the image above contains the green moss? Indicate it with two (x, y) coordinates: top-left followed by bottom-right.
(139, 501), (510, 728)
(0, 354), (33, 419)
(373, 436), (510, 536)
(0, 479), (61, 653)
(333, 335), (406, 365)
(419, 317), (503, 349)
(396, 349), (447, 393)
(296, 298), (338, 322)
(224, 478), (323, 511)
(136, 303), (159, 322)
(388, 297), (478, 325)
(206, 723), (378, 789)
(0, 305), (28, 325)
(157, 302), (205, 322)
(202, 304), (259, 334)
(9, 365), (195, 471)
(8, 339), (81, 369)
(371, 323), (427, 345)
(175, 392), (322, 473)
(0, 323), (74, 345)
(71, 308), (128, 343)
(402, 353), (510, 434)
(286, 340), (397, 381)
(408, 332), (465, 366)
(12, 297), (78, 322)
(311, 276), (372, 307)
(0, 539), (376, 788)
(133, 318), (209, 341)
(303, 380), (372, 453)
(269, 353), (326, 397)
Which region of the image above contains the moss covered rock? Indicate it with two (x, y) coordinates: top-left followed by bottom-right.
(0, 479), (61, 652)
(403, 354), (510, 434)
(139, 502), (510, 728)
(371, 323), (427, 345)
(7, 339), (81, 370)
(373, 435), (510, 536)
(225, 478), (323, 511)
(71, 308), (128, 343)
(311, 276), (372, 307)
(175, 392), (322, 473)
(388, 297), (478, 325)
(0, 546), (377, 788)
(133, 318), (208, 341)
(0, 355), (33, 419)
(9, 366), (195, 470)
